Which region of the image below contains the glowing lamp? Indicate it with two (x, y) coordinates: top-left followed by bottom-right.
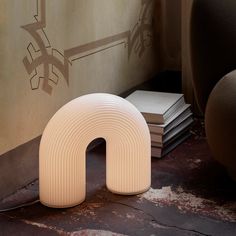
(39, 93), (151, 208)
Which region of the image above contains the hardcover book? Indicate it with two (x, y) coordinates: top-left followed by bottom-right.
(125, 90), (185, 124)
(148, 104), (191, 134)
(150, 116), (194, 143)
(151, 131), (191, 158)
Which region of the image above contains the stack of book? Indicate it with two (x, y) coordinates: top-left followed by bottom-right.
(126, 90), (193, 158)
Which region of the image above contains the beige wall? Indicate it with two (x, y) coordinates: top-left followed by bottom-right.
(0, 0), (157, 155)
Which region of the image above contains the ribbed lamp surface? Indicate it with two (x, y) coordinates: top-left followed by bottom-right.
(39, 93), (151, 208)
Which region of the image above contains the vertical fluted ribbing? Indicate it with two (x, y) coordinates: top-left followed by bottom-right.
(39, 93), (151, 208)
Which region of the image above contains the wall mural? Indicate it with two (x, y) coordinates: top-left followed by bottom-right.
(22, 0), (154, 95)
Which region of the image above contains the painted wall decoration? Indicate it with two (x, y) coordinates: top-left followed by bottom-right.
(0, 0), (158, 199)
(22, 0), (154, 95)
(0, 0), (157, 156)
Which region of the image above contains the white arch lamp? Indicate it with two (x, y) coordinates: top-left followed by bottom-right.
(39, 93), (151, 208)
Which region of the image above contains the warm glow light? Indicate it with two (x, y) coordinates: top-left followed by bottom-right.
(39, 93), (151, 208)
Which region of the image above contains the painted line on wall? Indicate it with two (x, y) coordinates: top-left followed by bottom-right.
(22, 0), (154, 95)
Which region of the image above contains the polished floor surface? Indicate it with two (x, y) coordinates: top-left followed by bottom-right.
(0, 119), (236, 236)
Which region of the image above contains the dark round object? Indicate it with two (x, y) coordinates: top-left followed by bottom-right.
(191, 0), (236, 112)
(205, 71), (236, 180)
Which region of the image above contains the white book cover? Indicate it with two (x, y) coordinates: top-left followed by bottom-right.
(151, 131), (191, 158)
(150, 115), (194, 143)
(126, 90), (185, 124)
(148, 104), (191, 134)
(152, 120), (193, 148)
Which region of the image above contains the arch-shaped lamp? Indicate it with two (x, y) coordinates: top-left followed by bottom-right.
(39, 93), (151, 208)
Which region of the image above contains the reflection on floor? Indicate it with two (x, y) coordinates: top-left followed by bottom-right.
(0, 119), (236, 236)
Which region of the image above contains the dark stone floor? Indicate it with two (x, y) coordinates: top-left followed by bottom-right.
(0, 119), (236, 236)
